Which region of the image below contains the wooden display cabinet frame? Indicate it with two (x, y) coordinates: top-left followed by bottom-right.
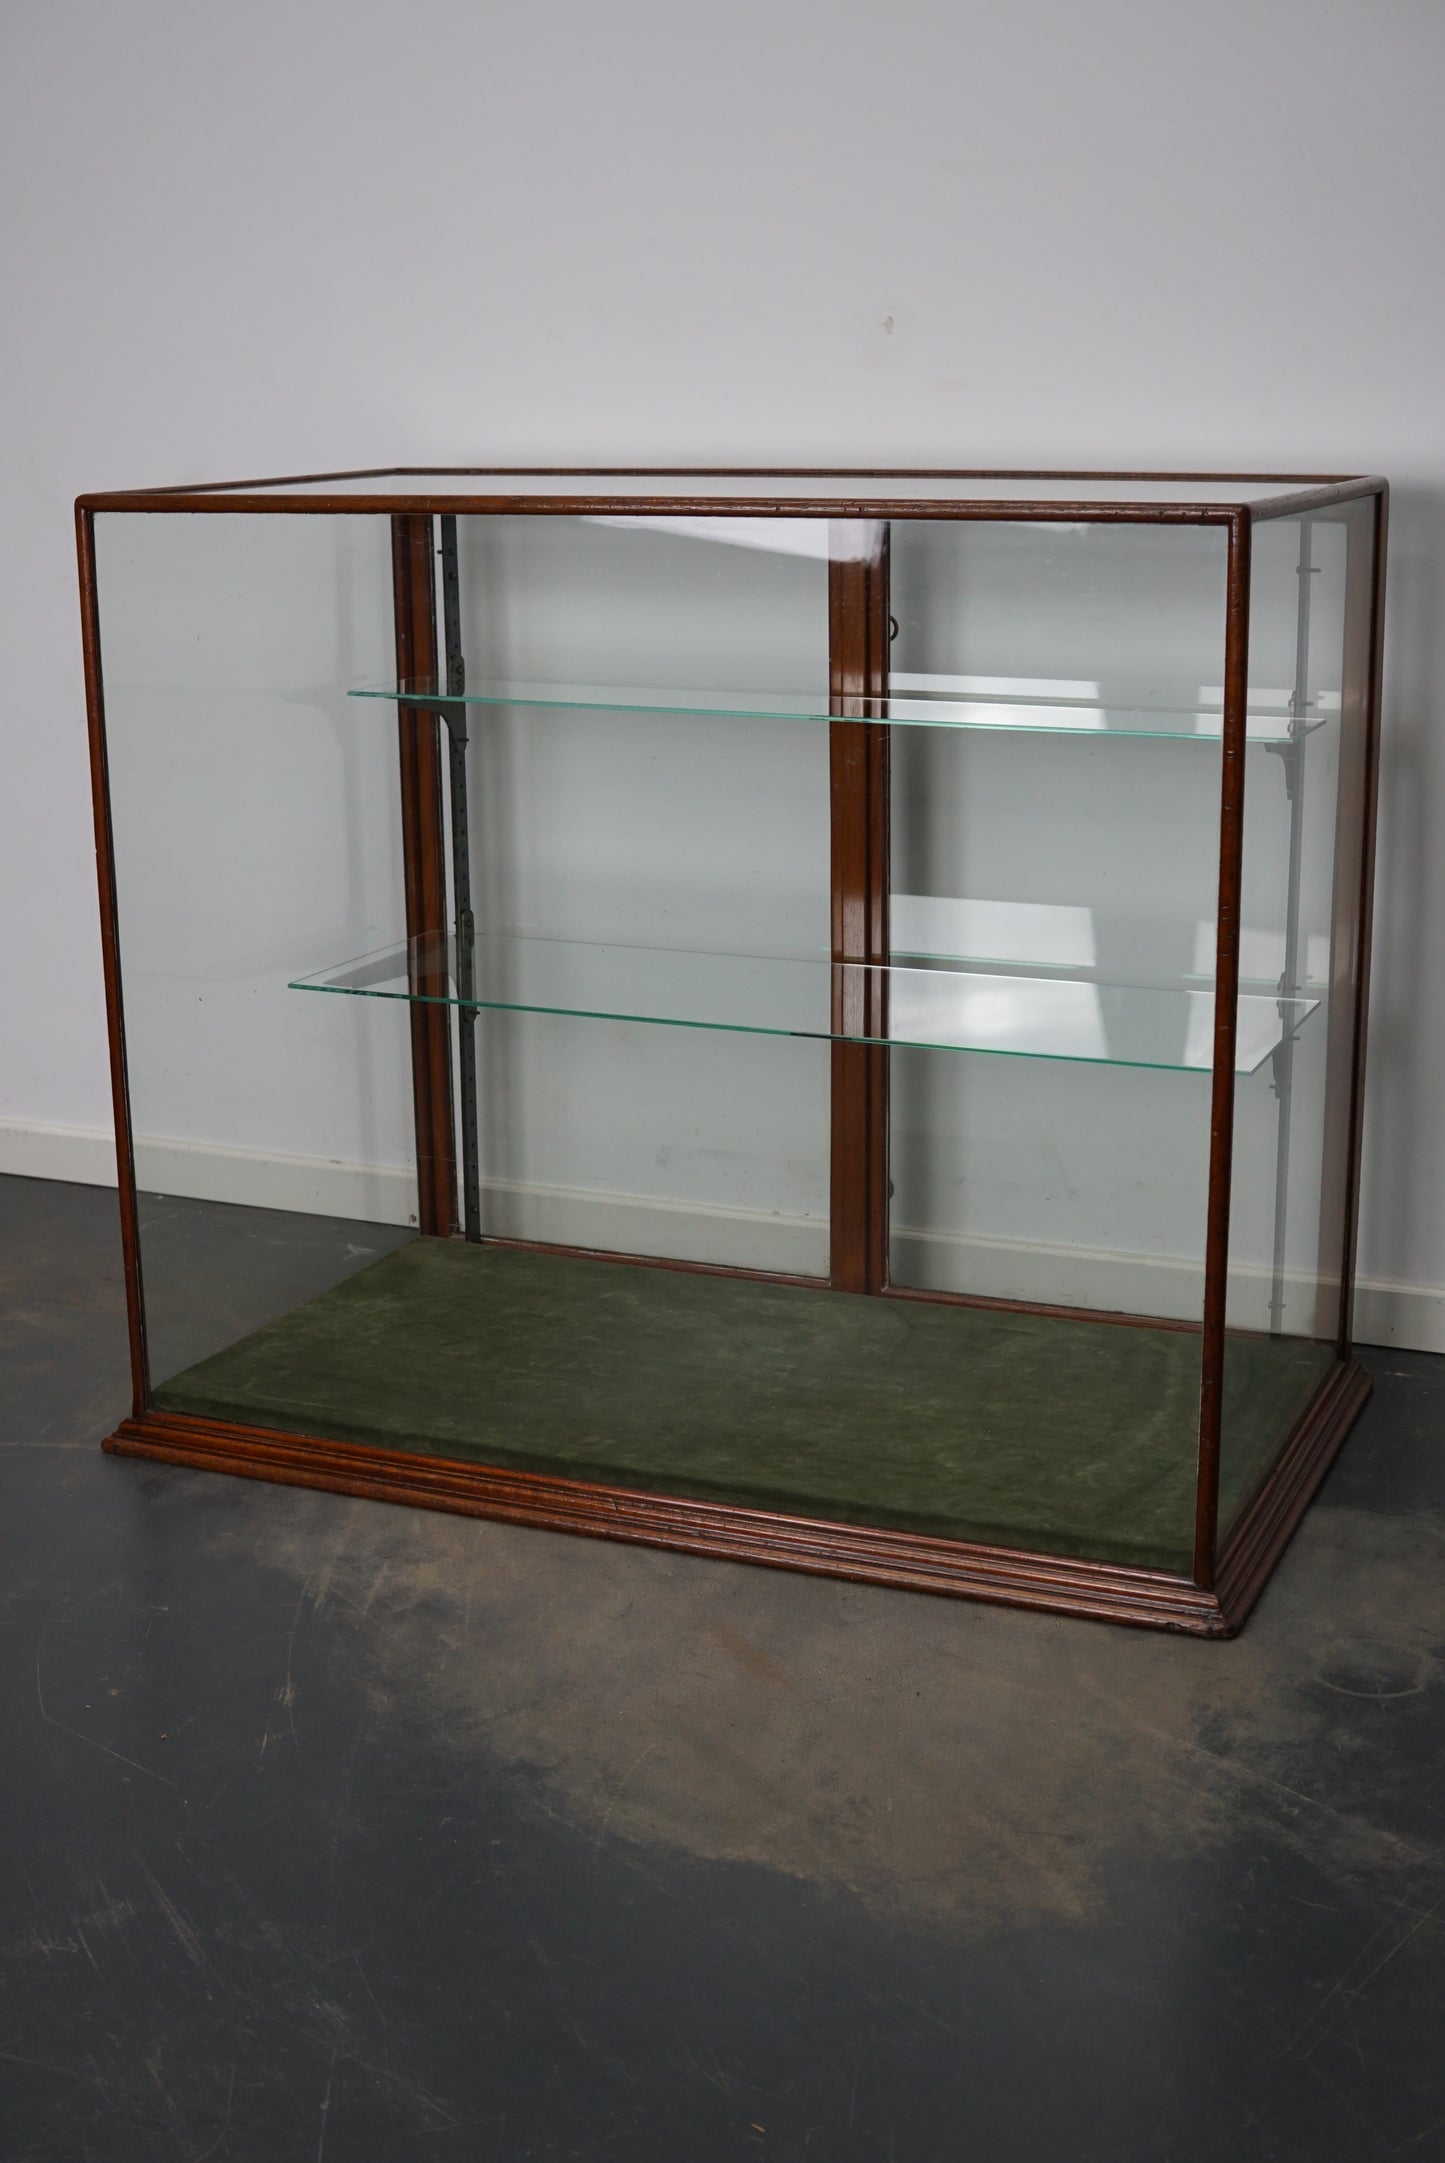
(77, 469), (1389, 1634)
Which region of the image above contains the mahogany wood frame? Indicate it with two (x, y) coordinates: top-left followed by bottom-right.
(392, 514), (458, 1238)
(828, 521), (892, 1293)
(77, 471), (1389, 1635)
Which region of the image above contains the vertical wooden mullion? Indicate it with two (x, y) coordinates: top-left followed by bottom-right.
(828, 520), (891, 1293)
(392, 514), (459, 1238)
(1195, 511), (1253, 1588)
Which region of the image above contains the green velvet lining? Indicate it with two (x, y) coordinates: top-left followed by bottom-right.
(153, 1237), (1335, 1572)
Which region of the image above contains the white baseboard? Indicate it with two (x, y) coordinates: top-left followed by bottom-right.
(0, 1117), (120, 1191)
(1349, 1278), (1445, 1355)
(889, 1224), (1204, 1322)
(2, 1115), (1440, 1353)
(0, 1117), (417, 1228)
(0, 1117), (826, 1273)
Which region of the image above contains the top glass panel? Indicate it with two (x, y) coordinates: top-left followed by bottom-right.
(152, 470), (1342, 506)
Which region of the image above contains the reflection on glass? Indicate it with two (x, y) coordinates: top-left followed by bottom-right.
(891, 894), (1098, 969)
(95, 511), (424, 1391)
(886, 515), (1230, 1351)
(1190, 917), (1331, 988)
(1219, 500), (1377, 1533)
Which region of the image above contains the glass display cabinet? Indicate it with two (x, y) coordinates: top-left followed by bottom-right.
(78, 469), (1387, 1634)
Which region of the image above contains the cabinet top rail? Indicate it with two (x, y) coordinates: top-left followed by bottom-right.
(76, 468), (1386, 521)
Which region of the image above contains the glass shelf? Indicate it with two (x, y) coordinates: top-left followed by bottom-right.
(351, 676), (1331, 745)
(290, 933), (1316, 1075)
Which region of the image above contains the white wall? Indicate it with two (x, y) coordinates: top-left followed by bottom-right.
(3, 0), (1444, 1346)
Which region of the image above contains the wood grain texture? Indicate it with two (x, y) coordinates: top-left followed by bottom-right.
(66, 495), (1304, 522)
(104, 1350), (1371, 1638)
(392, 514), (458, 1239)
(76, 472), (1386, 522)
(1213, 1357), (1372, 1630)
(828, 522), (891, 1294)
(104, 1407), (1236, 1635)
(86, 467), (1370, 496)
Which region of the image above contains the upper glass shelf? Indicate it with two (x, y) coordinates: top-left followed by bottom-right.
(290, 933), (1316, 1075)
(351, 675), (1333, 746)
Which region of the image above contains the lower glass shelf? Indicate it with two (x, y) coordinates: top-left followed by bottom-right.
(290, 933), (1317, 1075)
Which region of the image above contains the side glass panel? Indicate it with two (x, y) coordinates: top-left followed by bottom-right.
(97, 512), (419, 1393)
(1219, 500), (1377, 1532)
(888, 520), (1228, 1571)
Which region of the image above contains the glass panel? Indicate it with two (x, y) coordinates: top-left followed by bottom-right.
(293, 930), (1311, 1072)
(438, 512), (830, 1269)
(96, 512), (420, 1390)
(887, 519), (1231, 1571)
(1219, 499), (1378, 1532)
(97, 513), (832, 1355)
(179, 471), (1329, 506)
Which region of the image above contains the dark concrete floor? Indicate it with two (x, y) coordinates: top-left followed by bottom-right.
(2, 1173), (1442, 2163)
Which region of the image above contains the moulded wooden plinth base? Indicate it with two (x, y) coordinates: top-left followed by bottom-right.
(1214, 1354), (1373, 1623)
(102, 1355), (1370, 1636)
